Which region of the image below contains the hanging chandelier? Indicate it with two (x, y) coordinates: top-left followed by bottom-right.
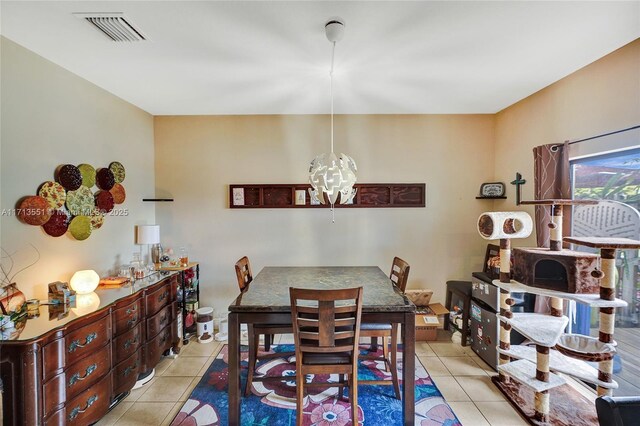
(308, 18), (357, 222)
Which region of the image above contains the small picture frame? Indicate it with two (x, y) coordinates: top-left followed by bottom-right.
(309, 189), (321, 205)
(479, 182), (505, 198)
(295, 190), (306, 205)
(232, 188), (245, 206)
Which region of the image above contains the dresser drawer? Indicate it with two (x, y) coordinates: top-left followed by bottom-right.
(113, 351), (141, 396)
(145, 326), (172, 368)
(65, 372), (111, 425)
(113, 298), (142, 335)
(113, 322), (142, 364)
(146, 303), (174, 339)
(146, 283), (171, 317)
(65, 314), (111, 366)
(42, 343), (111, 417)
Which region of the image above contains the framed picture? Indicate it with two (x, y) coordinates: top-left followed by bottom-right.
(479, 182), (505, 197)
(232, 188), (245, 206)
(295, 190), (306, 205)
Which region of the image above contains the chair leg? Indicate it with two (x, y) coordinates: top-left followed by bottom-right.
(245, 327), (259, 396)
(338, 374), (346, 401)
(382, 335), (390, 372)
(350, 367), (359, 424)
(370, 336), (378, 352)
(391, 324), (401, 400)
(296, 369), (305, 426)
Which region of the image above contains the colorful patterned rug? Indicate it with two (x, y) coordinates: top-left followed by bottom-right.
(171, 344), (461, 426)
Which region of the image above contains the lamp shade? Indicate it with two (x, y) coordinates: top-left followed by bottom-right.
(70, 270), (100, 294)
(136, 225), (160, 245)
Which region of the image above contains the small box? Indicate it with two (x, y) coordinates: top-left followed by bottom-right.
(405, 289), (433, 307)
(415, 303), (449, 341)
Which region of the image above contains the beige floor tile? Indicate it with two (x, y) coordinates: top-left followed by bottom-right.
(475, 401), (528, 426)
(179, 377), (202, 401)
(196, 356), (215, 376)
(181, 340), (221, 357)
(416, 342), (436, 356)
(430, 376), (471, 402)
(418, 356), (451, 377)
(123, 377), (157, 402)
(161, 402), (184, 426)
(95, 402), (133, 426)
(470, 355), (498, 376)
(137, 376), (194, 402)
(441, 356), (488, 376)
(154, 357), (175, 376)
(428, 342), (467, 357)
(114, 402), (175, 426)
(456, 376), (505, 402)
(447, 401), (490, 426)
(163, 356), (209, 376)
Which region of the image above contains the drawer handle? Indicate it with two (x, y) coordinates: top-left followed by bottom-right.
(124, 334), (138, 350)
(160, 313), (168, 324)
(123, 360), (140, 377)
(68, 332), (97, 353)
(68, 394), (98, 421)
(68, 364), (97, 387)
(126, 305), (138, 315)
(160, 331), (168, 344)
(158, 290), (168, 302)
(127, 315), (138, 328)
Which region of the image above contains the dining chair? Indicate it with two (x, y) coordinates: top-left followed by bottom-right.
(290, 286), (363, 426)
(234, 256), (293, 396)
(358, 256), (410, 399)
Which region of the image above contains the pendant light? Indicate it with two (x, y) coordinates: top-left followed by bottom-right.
(308, 18), (357, 222)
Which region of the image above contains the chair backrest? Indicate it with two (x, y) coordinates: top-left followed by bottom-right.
(596, 395), (640, 426)
(235, 256), (253, 291)
(290, 287), (363, 356)
(390, 257), (410, 293)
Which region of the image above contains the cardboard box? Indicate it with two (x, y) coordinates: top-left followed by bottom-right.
(415, 303), (449, 341)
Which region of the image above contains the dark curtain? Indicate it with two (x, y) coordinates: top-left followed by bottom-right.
(533, 141), (571, 247)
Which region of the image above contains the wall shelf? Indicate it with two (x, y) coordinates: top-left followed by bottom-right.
(142, 198), (174, 202)
(229, 183), (426, 209)
(475, 196), (507, 200)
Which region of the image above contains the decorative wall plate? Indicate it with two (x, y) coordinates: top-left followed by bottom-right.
(110, 183), (126, 204)
(42, 210), (69, 237)
(109, 161), (126, 183)
(66, 186), (95, 216)
(89, 209), (105, 230)
(78, 164), (96, 188)
(479, 182), (505, 197)
(38, 181), (66, 209)
(95, 190), (114, 213)
(18, 196), (51, 225)
(69, 216), (92, 240)
(57, 164), (82, 191)
(96, 168), (116, 190)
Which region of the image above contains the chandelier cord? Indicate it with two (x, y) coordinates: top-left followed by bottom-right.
(330, 41), (335, 154)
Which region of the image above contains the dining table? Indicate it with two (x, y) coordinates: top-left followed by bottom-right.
(227, 266), (416, 425)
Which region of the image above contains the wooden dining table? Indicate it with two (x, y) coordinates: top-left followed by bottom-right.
(227, 266), (416, 425)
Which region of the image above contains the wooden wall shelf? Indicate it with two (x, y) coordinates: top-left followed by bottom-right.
(229, 183), (426, 209)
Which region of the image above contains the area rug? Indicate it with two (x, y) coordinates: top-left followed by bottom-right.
(171, 344), (461, 426)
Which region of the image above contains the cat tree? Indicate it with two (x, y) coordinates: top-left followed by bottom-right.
(477, 200), (640, 425)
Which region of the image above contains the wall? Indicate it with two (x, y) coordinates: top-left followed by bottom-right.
(494, 38), (640, 246)
(154, 114), (495, 315)
(0, 37), (156, 299)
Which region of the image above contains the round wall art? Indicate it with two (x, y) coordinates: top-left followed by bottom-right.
(17, 161), (126, 240)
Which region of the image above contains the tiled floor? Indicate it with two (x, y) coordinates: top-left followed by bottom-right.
(96, 331), (589, 425)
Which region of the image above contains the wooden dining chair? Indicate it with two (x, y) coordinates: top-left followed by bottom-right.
(235, 256), (294, 396)
(358, 256), (410, 400)
(290, 286), (363, 426)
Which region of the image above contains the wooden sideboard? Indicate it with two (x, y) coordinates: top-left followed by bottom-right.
(0, 272), (179, 425)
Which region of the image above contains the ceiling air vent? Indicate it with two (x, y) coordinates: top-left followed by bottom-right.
(74, 13), (147, 42)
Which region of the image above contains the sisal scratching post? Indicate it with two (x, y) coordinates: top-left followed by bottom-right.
(597, 248), (616, 396)
(534, 345), (550, 422)
(550, 297), (563, 317)
(549, 205), (563, 251)
(498, 238), (512, 382)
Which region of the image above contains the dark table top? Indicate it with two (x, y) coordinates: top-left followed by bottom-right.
(229, 266), (415, 313)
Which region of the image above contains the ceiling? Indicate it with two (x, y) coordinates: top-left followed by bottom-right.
(1, 1), (639, 115)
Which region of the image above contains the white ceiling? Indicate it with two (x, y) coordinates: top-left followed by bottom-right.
(1, 1), (639, 115)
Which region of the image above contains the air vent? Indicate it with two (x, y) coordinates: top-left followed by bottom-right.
(74, 13), (147, 42)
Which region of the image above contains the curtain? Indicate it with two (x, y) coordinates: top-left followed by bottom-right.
(532, 142), (571, 314)
(533, 141), (571, 247)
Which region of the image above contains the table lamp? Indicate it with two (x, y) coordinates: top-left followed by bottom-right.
(136, 225), (161, 265)
(70, 270), (100, 294)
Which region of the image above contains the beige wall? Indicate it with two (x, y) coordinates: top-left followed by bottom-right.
(494, 38), (640, 247)
(154, 114), (495, 315)
(0, 37), (156, 299)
